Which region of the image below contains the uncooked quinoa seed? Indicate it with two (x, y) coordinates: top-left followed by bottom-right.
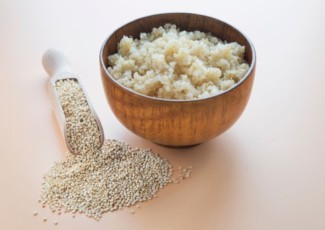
(41, 139), (173, 220)
(55, 79), (101, 155)
(41, 79), (192, 220)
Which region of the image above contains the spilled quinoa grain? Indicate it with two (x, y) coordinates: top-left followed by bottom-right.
(41, 140), (174, 220)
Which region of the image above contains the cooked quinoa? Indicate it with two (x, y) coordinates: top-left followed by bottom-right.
(108, 24), (249, 100)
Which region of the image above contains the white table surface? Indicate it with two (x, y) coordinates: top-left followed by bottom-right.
(1, 0), (325, 229)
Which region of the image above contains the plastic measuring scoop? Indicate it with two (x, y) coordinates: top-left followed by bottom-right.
(42, 48), (104, 154)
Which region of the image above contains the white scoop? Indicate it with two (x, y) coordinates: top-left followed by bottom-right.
(42, 48), (104, 154)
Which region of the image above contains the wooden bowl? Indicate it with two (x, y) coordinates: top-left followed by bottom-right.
(100, 13), (256, 147)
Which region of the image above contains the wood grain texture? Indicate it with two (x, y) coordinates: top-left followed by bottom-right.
(99, 13), (256, 146)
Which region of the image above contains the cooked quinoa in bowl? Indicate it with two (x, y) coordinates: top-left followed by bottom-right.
(107, 24), (249, 100)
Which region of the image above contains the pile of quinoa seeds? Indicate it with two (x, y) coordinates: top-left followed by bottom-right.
(40, 78), (192, 221)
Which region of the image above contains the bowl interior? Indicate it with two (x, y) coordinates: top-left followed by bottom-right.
(101, 13), (255, 79)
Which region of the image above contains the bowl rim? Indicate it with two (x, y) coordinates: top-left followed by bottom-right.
(100, 12), (256, 103)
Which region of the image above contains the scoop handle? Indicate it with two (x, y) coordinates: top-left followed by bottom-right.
(42, 48), (71, 77)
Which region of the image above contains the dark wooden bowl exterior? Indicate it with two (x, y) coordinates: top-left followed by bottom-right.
(100, 13), (256, 146)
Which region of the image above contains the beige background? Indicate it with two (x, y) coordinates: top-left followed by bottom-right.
(1, 0), (325, 229)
